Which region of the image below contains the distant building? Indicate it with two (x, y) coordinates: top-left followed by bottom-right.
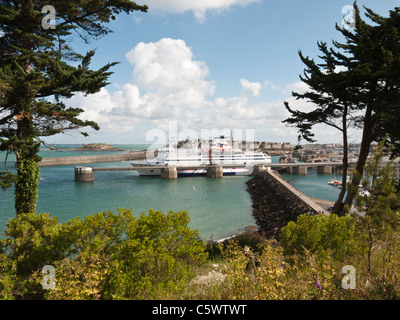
(281, 142), (293, 149)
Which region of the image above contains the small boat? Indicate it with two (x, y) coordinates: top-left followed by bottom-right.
(327, 179), (342, 186)
(279, 154), (287, 163)
(358, 189), (370, 197)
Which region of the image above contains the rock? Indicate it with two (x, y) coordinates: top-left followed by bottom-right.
(68, 143), (124, 151)
(246, 171), (318, 240)
(81, 143), (115, 150)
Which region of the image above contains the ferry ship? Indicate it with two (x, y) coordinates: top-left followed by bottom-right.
(130, 137), (272, 176)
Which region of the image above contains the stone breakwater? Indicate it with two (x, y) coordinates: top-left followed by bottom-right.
(246, 170), (326, 240)
(37, 151), (147, 167)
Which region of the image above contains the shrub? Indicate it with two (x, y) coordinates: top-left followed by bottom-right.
(279, 213), (364, 261)
(0, 247), (16, 300)
(103, 209), (208, 299)
(0, 209), (207, 299)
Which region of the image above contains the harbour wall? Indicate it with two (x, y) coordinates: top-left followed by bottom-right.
(37, 151), (147, 167)
(246, 169), (327, 240)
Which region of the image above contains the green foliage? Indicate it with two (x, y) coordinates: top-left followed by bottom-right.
(279, 213), (364, 261)
(0, 0), (148, 213)
(356, 138), (400, 229)
(2, 212), (62, 298)
(0, 171), (17, 191)
(14, 159), (39, 215)
(282, 4), (400, 214)
(102, 209), (208, 299)
(0, 246), (16, 300)
(353, 138), (400, 275)
(190, 211), (400, 300)
(4, 212), (61, 276)
(1, 204), (400, 300)
(226, 150), (400, 299)
(0, 209), (207, 300)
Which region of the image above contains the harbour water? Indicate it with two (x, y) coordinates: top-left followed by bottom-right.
(0, 145), (343, 240)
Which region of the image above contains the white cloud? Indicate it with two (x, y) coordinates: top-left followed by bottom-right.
(125, 38), (214, 107)
(263, 80), (280, 91)
(58, 38), (348, 144)
(143, 0), (260, 21)
(72, 87), (116, 124)
(286, 81), (310, 95)
(240, 78), (261, 97)
(263, 80), (310, 96)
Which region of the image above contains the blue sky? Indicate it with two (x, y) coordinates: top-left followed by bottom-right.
(51, 0), (400, 145)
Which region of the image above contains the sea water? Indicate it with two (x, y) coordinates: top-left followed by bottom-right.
(0, 145), (343, 240)
(0, 145), (254, 240)
(280, 170), (343, 202)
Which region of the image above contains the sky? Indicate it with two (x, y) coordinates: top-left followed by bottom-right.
(48, 0), (400, 145)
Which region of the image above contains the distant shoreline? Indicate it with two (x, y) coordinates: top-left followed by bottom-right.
(43, 143), (125, 152)
(63, 147), (125, 152)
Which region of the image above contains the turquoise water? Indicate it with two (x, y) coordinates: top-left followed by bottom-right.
(0, 145), (344, 240)
(0, 145), (254, 240)
(280, 170), (343, 202)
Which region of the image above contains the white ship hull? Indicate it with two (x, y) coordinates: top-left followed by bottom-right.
(130, 137), (272, 177)
(133, 166), (258, 177)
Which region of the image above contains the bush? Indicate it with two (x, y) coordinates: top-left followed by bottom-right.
(0, 248), (16, 300)
(279, 213), (364, 261)
(0, 209), (207, 299)
(214, 239), (342, 300)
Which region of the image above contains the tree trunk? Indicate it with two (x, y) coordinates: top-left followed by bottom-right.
(15, 158), (39, 215)
(343, 106), (374, 212)
(333, 105), (349, 216)
(14, 52), (39, 215)
(15, 110), (39, 215)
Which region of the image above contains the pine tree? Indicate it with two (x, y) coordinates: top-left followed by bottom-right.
(283, 42), (353, 215)
(283, 3), (400, 215)
(0, 0), (148, 214)
(355, 137), (400, 273)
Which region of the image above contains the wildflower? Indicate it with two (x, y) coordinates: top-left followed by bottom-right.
(315, 276), (321, 290)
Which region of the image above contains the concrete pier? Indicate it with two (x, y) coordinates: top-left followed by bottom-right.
(161, 166), (178, 179)
(251, 165), (267, 176)
(38, 151), (146, 167)
(74, 166), (94, 182)
(318, 166), (332, 174)
(288, 166), (307, 175)
(207, 166), (223, 178)
(73, 162), (346, 182)
(297, 166), (307, 175)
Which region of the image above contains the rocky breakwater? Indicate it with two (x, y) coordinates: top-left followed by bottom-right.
(37, 142), (147, 166)
(246, 170), (323, 240)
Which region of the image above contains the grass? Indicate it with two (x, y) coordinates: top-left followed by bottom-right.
(179, 225), (400, 300)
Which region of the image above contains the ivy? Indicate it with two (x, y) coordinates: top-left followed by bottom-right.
(14, 159), (39, 215)
(0, 171), (17, 191)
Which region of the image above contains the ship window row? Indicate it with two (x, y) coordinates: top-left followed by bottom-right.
(167, 155), (267, 159)
(166, 157), (268, 162)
